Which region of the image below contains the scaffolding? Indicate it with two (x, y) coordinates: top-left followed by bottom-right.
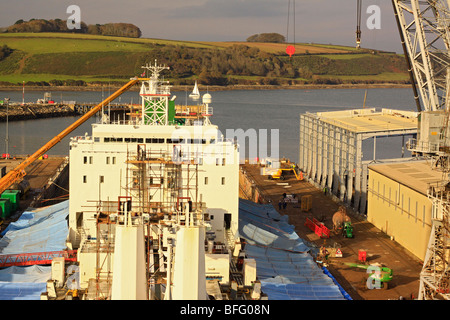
(125, 144), (200, 218)
(80, 142), (203, 299)
(420, 181), (450, 300)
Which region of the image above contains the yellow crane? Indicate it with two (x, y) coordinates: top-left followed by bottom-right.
(0, 77), (142, 196)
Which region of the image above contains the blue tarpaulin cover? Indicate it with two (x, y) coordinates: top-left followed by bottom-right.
(0, 265), (51, 300)
(0, 200), (69, 254)
(0, 200), (69, 300)
(239, 199), (351, 300)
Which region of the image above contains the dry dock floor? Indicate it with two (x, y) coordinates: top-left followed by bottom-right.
(241, 164), (423, 300)
(0, 156), (67, 230)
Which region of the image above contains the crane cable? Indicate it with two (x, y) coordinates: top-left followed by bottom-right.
(286, 0), (295, 45)
(286, 0), (296, 58)
(356, 0), (362, 48)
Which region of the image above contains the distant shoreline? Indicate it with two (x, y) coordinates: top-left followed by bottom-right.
(0, 83), (412, 92)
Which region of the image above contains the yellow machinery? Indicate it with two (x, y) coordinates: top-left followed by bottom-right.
(268, 166), (303, 181)
(0, 77), (143, 196)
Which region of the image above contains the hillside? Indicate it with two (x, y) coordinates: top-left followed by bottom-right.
(0, 33), (409, 88)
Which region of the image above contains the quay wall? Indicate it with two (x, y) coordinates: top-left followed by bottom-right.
(239, 166), (266, 204)
(30, 157), (69, 208)
(0, 104), (78, 122)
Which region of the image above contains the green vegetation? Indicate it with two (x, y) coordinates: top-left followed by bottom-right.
(0, 32), (409, 87)
(0, 44), (13, 61)
(247, 33), (285, 43)
(6, 19), (141, 38)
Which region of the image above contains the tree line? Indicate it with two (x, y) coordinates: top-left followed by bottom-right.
(134, 44), (407, 86)
(5, 19), (142, 38)
(136, 44), (297, 85)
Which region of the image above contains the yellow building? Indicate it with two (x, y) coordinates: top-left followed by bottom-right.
(367, 160), (443, 261)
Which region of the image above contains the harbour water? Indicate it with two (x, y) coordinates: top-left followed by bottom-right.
(0, 87), (416, 163)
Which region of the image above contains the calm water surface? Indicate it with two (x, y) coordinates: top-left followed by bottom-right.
(0, 87), (417, 163)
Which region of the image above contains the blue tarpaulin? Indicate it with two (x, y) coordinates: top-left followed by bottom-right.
(0, 200), (69, 254)
(239, 199), (351, 300)
(0, 265), (51, 300)
(0, 200), (69, 300)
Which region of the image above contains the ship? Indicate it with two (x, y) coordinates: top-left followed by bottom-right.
(65, 61), (263, 300)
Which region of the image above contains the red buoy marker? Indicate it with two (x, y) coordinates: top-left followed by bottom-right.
(286, 45), (295, 58)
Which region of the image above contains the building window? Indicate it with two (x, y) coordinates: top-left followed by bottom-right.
(204, 177), (208, 185)
(83, 156), (87, 164)
(112, 157), (116, 165)
(415, 201), (418, 222)
(423, 205), (426, 227)
(221, 177), (225, 185)
(222, 158), (226, 166)
(106, 157), (110, 164)
(83, 175), (87, 183)
(89, 156), (93, 164)
(99, 176), (104, 183)
(408, 197), (410, 218)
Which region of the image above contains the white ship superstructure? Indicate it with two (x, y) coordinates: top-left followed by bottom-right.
(65, 61), (260, 300)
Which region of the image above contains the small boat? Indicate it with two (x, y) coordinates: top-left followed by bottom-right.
(189, 81), (200, 100)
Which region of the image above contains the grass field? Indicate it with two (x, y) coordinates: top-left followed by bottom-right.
(0, 32), (408, 86)
(197, 41), (355, 54)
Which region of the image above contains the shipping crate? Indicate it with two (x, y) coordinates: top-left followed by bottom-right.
(301, 195), (312, 211)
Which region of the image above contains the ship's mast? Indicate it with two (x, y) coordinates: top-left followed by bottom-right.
(140, 60), (172, 125)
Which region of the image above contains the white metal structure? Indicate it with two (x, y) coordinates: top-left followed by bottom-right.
(299, 108), (418, 215)
(393, 0), (450, 112)
(392, 0), (450, 299)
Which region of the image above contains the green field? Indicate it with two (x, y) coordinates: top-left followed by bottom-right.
(0, 32), (409, 86)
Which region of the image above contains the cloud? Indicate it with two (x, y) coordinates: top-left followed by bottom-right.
(165, 0), (286, 19)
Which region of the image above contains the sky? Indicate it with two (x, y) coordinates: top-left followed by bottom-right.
(0, 0), (403, 53)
